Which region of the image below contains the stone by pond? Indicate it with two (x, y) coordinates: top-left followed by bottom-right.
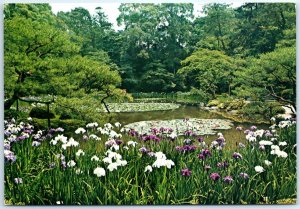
(124, 118), (234, 135)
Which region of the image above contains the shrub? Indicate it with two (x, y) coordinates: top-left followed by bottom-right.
(207, 99), (220, 107)
(59, 112), (73, 120)
(225, 99), (245, 111)
(273, 106), (285, 114)
(29, 107), (55, 119)
(32, 118), (85, 133)
(239, 101), (285, 121)
(4, 109), (28, 121)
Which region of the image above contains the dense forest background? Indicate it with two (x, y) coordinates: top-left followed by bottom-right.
(4, 3), (296, 122)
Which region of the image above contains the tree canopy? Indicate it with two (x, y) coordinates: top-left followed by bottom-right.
(4, 2), (296, 114)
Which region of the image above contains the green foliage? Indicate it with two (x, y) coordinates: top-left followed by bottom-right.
(194, 3), (236, 52)
(141, 68), (175, 92)
(179, 48), (237, 98)
(207, 100), (220, 107)
(32, 118), (86, 133)
(4, 3), (56, 23)
(229, 3), (296, 56)
(4, 109), (28, 121)
(239, 101), (285, 121)
(29, 107), (55, 119)
(4, 14), (79, 108)
(117, 3), (194, 92)
(233, 46), (296, 110)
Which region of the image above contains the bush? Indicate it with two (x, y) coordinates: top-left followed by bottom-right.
(4, 109), (28, 121)
(59, 112), (72, 120)
(273, 106), (285, 114)
(239, 101), (285, 121)
(29, 107), (55, 119)
(32, 118), (86, 133)
(207, 99), (220, 107)
(225, 99), (245, 111)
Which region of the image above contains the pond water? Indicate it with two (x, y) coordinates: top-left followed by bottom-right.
(111, 104), (270, 150)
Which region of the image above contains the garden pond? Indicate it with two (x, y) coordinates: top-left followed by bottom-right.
(109, 104), (270, 149)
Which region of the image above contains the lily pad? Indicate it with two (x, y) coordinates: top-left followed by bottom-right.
(97, 103), (180, 113)
(124, 118), (234, 135)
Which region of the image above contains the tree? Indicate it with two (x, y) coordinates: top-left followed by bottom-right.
(117, 3), (194, 92)
(4, 3), (56, 23)
(194, 3), (236, 53)
(228, 3), (296, 57)
(4, 5), (130, 115)
(178, 48), (237, 98)
(4, 16), (79, 109)
(141, 62), (175, 92)
(233, 46), (296, 112)
(57, 6), (121, 61)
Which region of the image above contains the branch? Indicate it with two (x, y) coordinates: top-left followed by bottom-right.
(266, 86), (295, 107)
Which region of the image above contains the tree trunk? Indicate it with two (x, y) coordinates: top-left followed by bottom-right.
(4, 97), (18, 110)
(101, 93), (111, 113)
(101, 100), (110, 113)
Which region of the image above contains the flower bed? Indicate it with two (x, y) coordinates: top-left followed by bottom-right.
(4, 117), (296, 205)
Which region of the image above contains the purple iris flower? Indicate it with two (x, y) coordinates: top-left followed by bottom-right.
(23, 129), (33, 134)
(129, 129), (139, 137)
(115, 139), (123, 145)
(5, 152), (17, 162)
(210, 173), (221, 181)
(223, 176), (233, 183)
(197, 137), (204, 142)
(151, 128), (159, 135)
(184, 130), (194, 137)
(216, 136), (225, 146)
(142, 135), (160, 142)
(264, 130), (273, 137)
(139, 146), (149, 153)
(181, 168), (192, 177)
(4, 143), (11, 150)
(198, 153), (205, 160)
(250, 126), (257, 131)
(232, 152), (243, 160)
(48, 128), (56, 135)
(217, 161), (229, 169)
(16, 136), (26, 141)
(198, 149), (212, 160)
(159, 127), (168, 133)
(177, 145), (197, 152)
(4, 130), (11, 137)
(202, 149), (212, 157)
